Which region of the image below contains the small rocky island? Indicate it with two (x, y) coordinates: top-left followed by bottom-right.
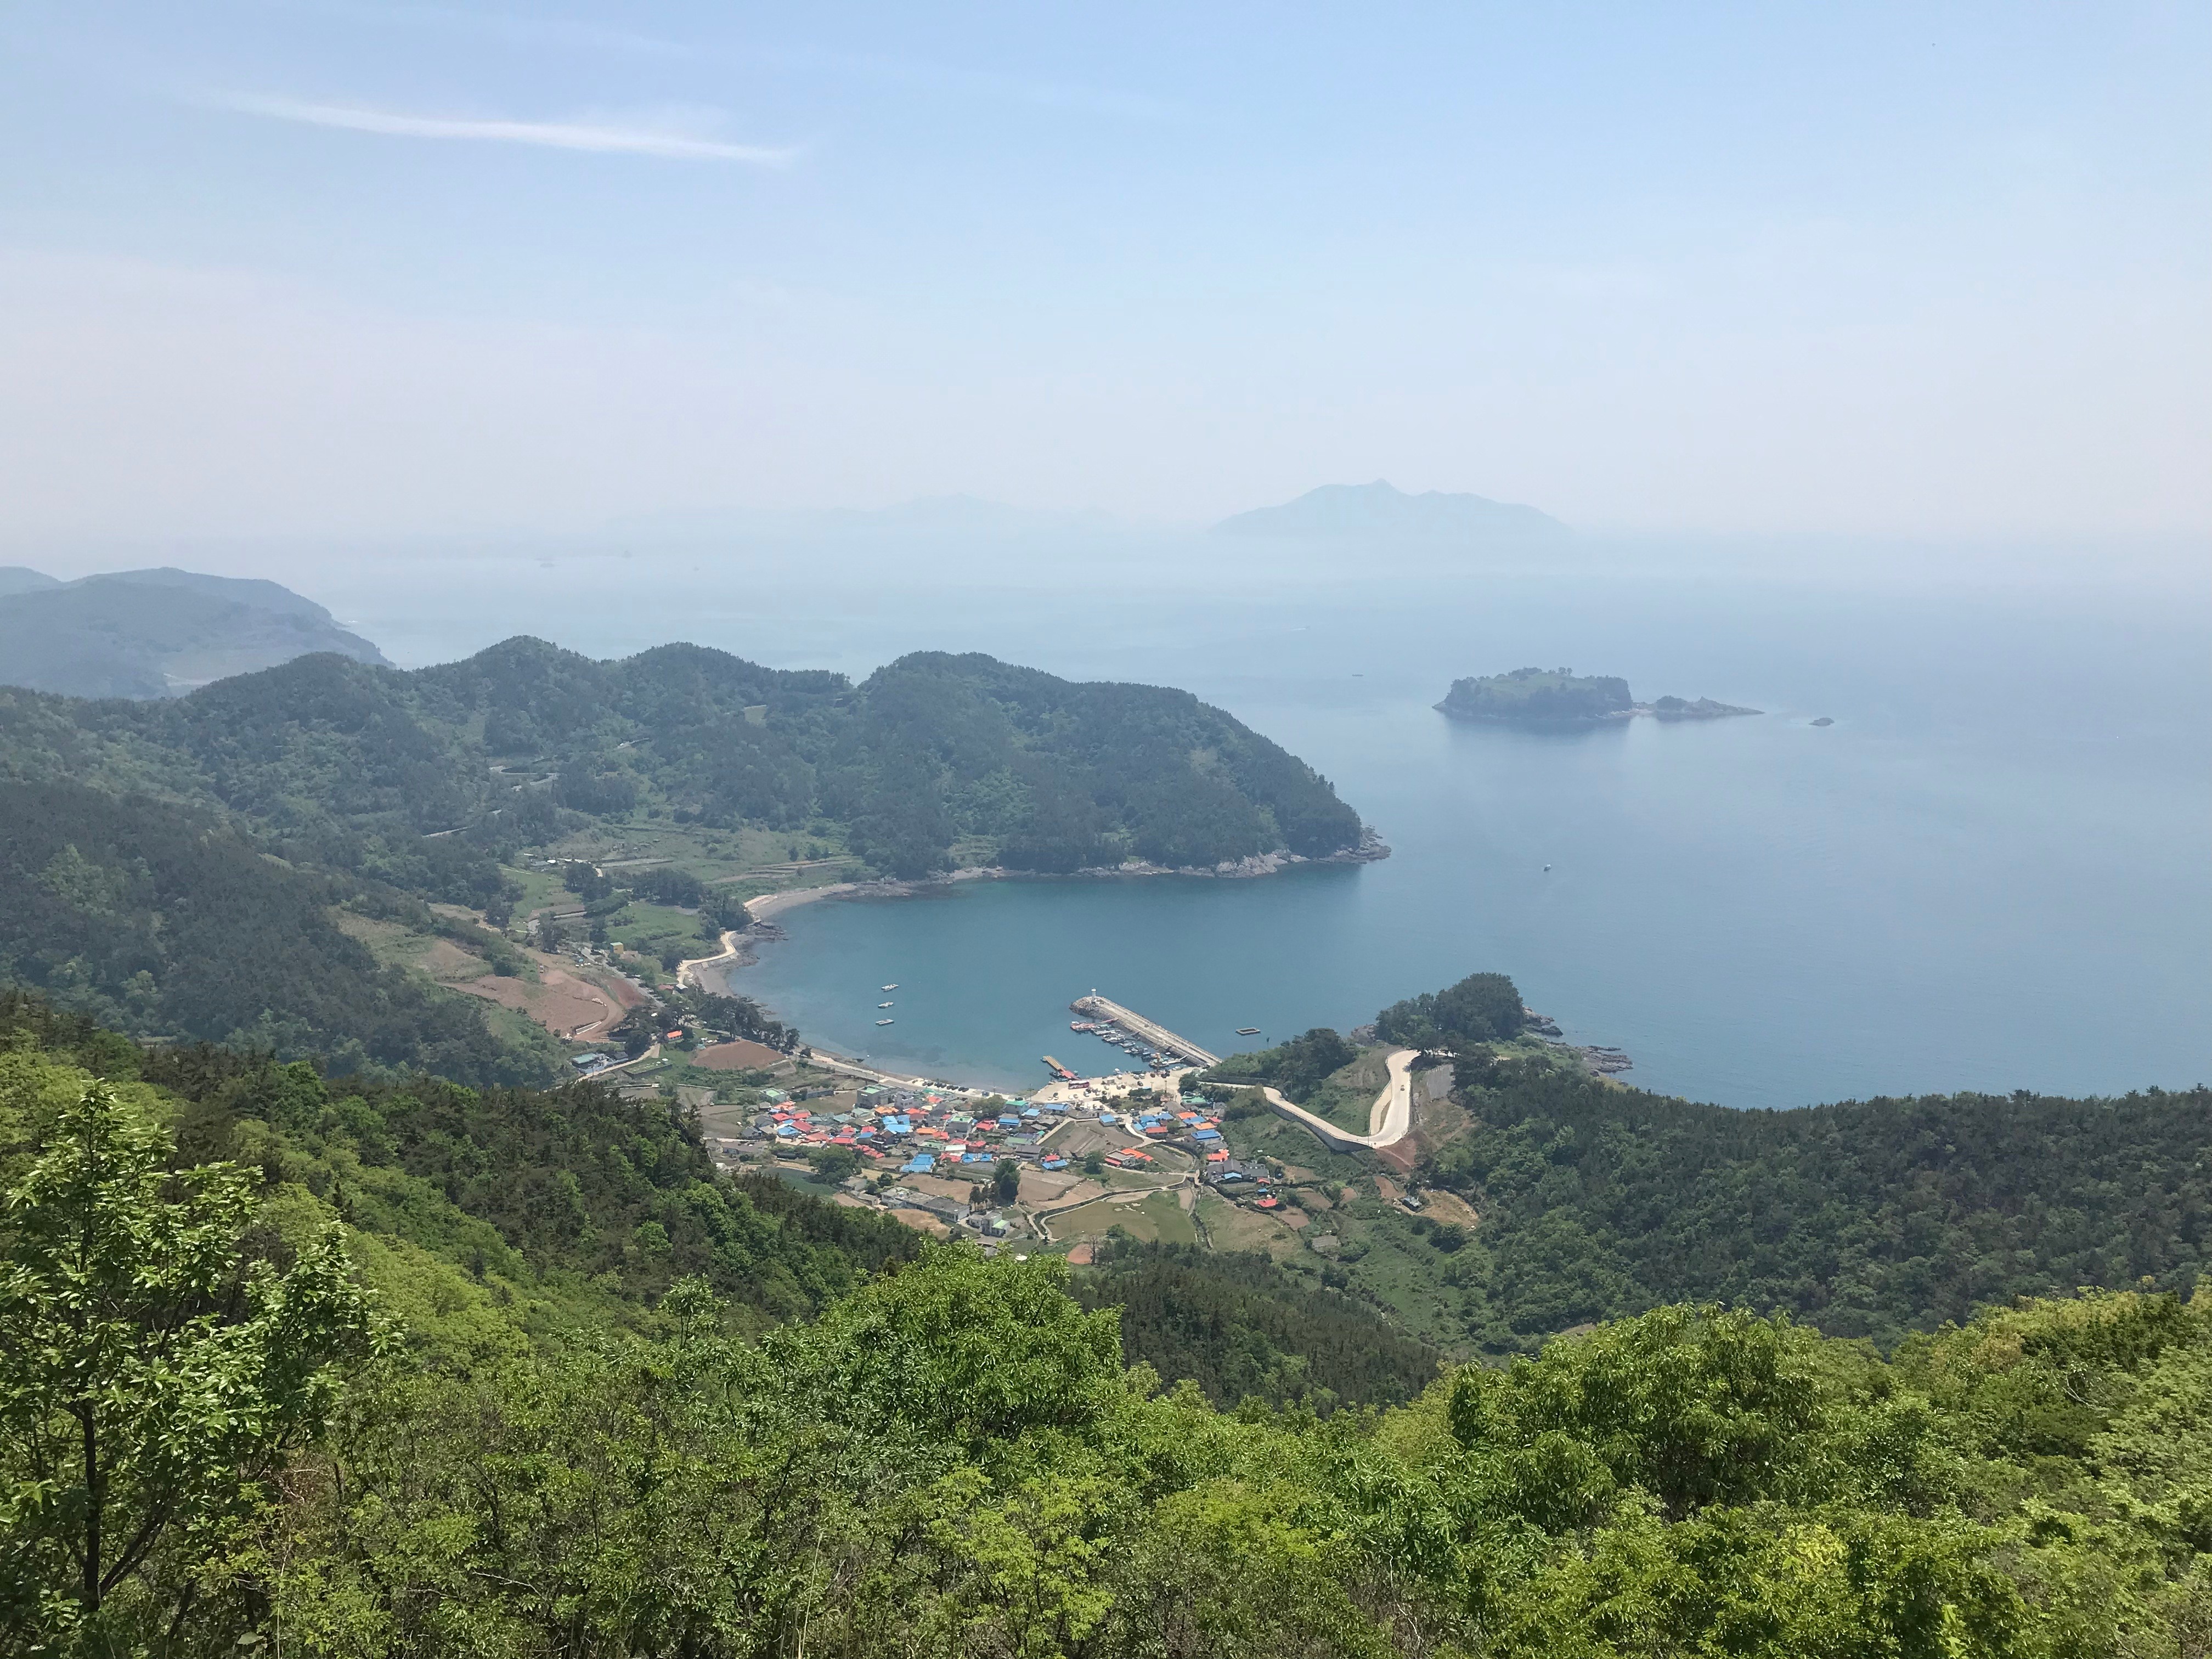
(1436, 667), (1760, 725)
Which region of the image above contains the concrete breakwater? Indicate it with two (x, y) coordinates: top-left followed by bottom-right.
(1069, 993), (1220, 1068)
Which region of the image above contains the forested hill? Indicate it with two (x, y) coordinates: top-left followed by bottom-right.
(0, 637), (1365, 887)
(0, 782), (561, 1082)
(0, 567), (389, 699)
(10, 993), (2212, 1654)
(1429, 1058), (2212, 1352)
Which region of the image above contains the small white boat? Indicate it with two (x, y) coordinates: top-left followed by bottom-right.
(878, 1001), (894, 1008)
(881, 983), (899, 991)
(876, 1018), (895, 1026)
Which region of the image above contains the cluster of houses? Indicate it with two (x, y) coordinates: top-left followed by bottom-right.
(717, 1078), (1307, 1230)
(1092, 1103), (1290, 1210)
(749, 1084), (1077, 1173)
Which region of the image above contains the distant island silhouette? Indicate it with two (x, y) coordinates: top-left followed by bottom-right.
(1437, 667), (1760, 725)
(1214, 479), (1569, 543)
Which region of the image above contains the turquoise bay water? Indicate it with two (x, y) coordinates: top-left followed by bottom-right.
(334, 548), (2211, 1110)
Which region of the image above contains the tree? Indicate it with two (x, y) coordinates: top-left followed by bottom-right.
(612, 1004), (659, 1058)
(1083, 1151), (1105, 1177)
(992, 1159), (1023, 1206)
(1374, 970), (1525, 1052)
(0, 1081), (379, 1641)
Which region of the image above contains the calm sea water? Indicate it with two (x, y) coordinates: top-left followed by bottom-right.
(325, 541), (2209, 1110)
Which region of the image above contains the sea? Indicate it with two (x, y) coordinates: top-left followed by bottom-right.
(318, 532), (2209, 1110)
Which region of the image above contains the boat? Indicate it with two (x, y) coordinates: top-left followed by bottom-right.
(876, 1018), (894, 1026)
(1235, 1027), (1261, 1036)
(881, 983), (899, 991)
(878, 1001), (894, 1008)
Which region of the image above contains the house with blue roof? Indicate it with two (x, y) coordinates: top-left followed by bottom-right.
(900, 1153), (936, 1175)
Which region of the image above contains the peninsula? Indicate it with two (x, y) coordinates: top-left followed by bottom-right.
(0, 639), (1374, 1084)
(1436, 667), (1760, 725)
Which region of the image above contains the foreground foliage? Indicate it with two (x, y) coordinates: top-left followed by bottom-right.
(1075, 1240), (1441, 1415)
(6, 1010), (2212, 1656)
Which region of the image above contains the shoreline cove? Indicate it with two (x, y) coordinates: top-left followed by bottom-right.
(687, 836), (1392, 1077)
(744, 830), (1390, 927)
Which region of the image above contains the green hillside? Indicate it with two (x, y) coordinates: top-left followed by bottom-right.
(0, 637), (1366, 889)
(1076, 1239), (1443, 1413)
(0, 784), (560, 1084)
(6, 998), (2212, 1655)
(0, 640), (1365, 1077)
(1427, 1061), (2212, 1352)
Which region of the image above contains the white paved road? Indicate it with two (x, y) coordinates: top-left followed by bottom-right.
(1254, 1048), (1420, 1153)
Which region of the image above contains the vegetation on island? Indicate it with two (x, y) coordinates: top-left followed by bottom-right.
(1074, 1239), (1442, 1414)
(1199, 974), (1527, 1130)
(1207, 1026), (1360, 1099)
(1649, 693), (1761, 718)
(7, 994), (2212, 1656)
(1436, 667), (1633, 723)
(1436, 670), (1761, 724)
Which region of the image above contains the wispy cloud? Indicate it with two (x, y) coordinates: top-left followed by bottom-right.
(219, 95), (794, 163)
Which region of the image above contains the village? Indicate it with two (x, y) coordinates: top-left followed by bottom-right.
(692, 1059), (1296, 1259)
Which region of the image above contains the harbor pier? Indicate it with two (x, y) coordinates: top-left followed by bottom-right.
(1069, 992), (1220, 1068)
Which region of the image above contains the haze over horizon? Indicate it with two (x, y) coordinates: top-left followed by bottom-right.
(2, 2), (2207, 561)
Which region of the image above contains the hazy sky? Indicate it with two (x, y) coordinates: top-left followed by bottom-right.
(3, 2), (2207, 543)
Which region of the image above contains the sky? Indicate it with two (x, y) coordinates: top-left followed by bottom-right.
(1, 1), (2207, 548)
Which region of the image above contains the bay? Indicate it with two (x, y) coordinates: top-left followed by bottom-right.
(324, 539), (2211, 1110)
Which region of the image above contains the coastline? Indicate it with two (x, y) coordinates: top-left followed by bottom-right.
(736, 828), (1391, 928)
(1435, 701), (1760, 726)
(683, 832), (1392, 1044)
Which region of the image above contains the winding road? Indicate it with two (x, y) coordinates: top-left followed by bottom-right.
(1255, 1048), (1421, 1153)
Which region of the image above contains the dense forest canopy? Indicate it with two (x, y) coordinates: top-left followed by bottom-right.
(1375, 969), (1527, 1049)
(5, 997), (2212, 1655)
(1206, 1026), (1361, 1099)
(1430, 1059), (2212, 1352)
(0, 638), (1367, 889)
(1074, 1239), (1441, 1415)
(0, 783), (557, 1083)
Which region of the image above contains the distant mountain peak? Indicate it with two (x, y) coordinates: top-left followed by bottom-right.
(0, 566), (61, 598)
(0, 566), (387, 699)
(1213, 479), (1569, 541)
